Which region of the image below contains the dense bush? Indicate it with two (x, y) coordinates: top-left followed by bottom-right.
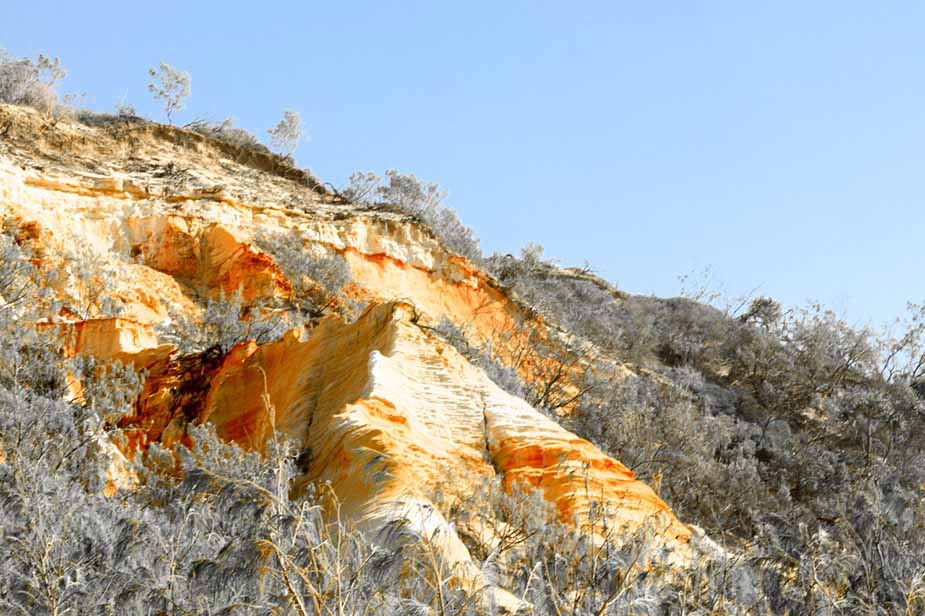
(63, 243), (124, 319)
(488, 247), (925, 613)
(486, 245), (657, 364)
(437, 473), (737, 614)
(156, 291), (291, 355)
(153, 231), (352, 355)
(0, 49), (66, 115)
(432, 318), (527, 401)
(344, 170), (482, 263)
(0, 225), (803, 615)
(255, 229), (352, 319)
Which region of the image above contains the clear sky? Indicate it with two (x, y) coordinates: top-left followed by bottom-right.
(3, 2), (924, 327)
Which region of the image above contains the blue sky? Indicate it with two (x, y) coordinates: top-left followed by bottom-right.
(3, 2), (924, 327)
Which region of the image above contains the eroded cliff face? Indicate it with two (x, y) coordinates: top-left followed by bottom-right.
(0, 104), (691, 600)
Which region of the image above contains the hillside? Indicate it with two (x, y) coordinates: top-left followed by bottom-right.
(2, 102), (924, 614)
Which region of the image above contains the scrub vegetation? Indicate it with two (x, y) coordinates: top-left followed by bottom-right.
(2, 46), (924, 614)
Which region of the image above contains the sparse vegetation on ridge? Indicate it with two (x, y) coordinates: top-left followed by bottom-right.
(185, 117), (269, 153)
(0, 48), (313, 185)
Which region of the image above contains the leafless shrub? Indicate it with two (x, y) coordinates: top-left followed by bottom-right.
(432, 318), (527, 401)
(186, 117), (269, 152)
(342, 171), (382, 204)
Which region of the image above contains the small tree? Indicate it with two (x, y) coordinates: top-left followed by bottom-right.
(147, 62), (190, 124)
(267, 109), (303, 156)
